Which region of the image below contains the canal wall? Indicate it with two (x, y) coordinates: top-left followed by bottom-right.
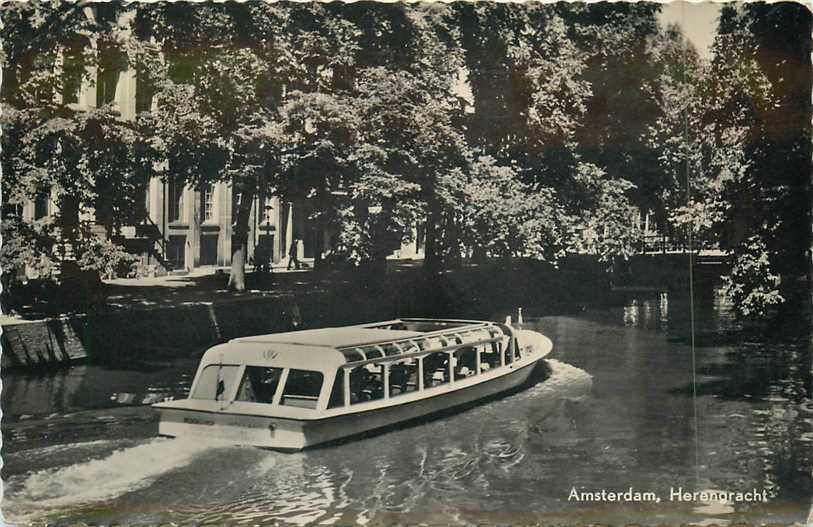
(612, 253), (727, 292)
(1, 292), (384, 369)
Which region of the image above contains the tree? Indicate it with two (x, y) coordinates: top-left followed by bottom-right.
(722, 234), (784, 319)
(139, 2), (370, 288)
(459, 156), (567, 262)
(353, 64), (469, 272)
(276, 91), (358, 271)
(349, 4), (471, 271)
(647, 6), (802, 318)
(563, 3), (664, 213)
(744, 3), (812, 288)
(646, 25), (711, 243)
(1, 2), (150, 285)
(457, 3), (644, 264)
(137, 3), (278, 290)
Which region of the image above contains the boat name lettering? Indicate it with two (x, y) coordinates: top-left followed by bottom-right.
(229, 421), (267, 430)
(263, 349), (279, 360)
(184, 417), (215, 426)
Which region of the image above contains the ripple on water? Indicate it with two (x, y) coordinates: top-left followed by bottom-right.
(180, 358), (593, 526)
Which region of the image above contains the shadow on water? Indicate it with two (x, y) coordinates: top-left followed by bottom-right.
(670, 345), (811, 402)
(603, 287), (812, 404)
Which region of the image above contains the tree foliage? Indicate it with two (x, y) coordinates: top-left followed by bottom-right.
(1, 2), (807, 316)
(722, 235), (784, 319)
(1, 2), (150, 284)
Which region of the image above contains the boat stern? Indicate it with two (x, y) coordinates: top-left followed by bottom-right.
(153, 400), (309, 451)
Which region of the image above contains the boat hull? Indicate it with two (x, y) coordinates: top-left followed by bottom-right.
(156, 359), (541, 451)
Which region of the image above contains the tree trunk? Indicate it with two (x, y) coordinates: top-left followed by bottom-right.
(472, 244), (487, 264)
(423, 201), (443, 273)
(313, 210), (325, 273)
(228, 186), (256, 291)
(58, 195), (81, 281)
(57, 195), (102, 308)
(447, 214), (462, 269)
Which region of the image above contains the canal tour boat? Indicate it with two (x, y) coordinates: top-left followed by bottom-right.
(153, 317), (553, 450)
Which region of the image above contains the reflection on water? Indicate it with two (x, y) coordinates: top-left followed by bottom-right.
(2, 291), (811, 526)
(1, 359), (196, 422)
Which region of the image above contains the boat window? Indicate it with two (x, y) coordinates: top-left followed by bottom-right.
(402, 320), (457, 332)
(190, 364), (240, 400)
(401, 343), (421, 355)
(480, 342), (501, 371)
(422, 352), (450, 388)
(454, 347), (478, 379)
(365, 347), (384, 359)
(389, 359), (419, 397)
(349, 364), (385, 404)
(424, 337), (444, 352)
(281, 369), (324, 409)
(236, 366), (283, 404)
(328, 370), (345, 408)
(381, 343), (401, 357)
(343, 349), (364, 362)
(459, 331), (479, 344)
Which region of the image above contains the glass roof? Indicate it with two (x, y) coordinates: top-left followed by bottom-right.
(337, 323), (505, 365)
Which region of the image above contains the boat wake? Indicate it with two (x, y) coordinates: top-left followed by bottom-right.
(3, 436), (217, 525)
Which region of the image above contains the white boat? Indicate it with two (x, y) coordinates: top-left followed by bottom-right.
(153, 317), (553, 451)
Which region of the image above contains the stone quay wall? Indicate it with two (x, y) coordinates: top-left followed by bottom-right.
(0, 291), (390, 369)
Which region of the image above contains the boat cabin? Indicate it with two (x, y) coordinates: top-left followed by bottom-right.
(187, 319), (523, 415)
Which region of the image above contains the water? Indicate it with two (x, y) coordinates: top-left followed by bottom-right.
(2, 292), (812, 526)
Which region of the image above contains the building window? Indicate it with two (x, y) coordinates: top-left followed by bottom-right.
(96, 65), (119, 107)
(135, 66), (154, 114)
(168, 180), (184, 222)
(34, 191), (49, 219)
(231, 190), (243, 223)
(143, 186), (150, 219)
(262, 196), (274, 225)
(202, 186), (215, 223)
(61, 48), (82, 106)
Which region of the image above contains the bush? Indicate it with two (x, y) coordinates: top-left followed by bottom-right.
(75, 237), (139, 279)
(722, 235), (784, 319)
(0, 217), (58, 279)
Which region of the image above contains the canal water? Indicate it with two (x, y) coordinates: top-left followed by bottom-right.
(2, 292), (812, 526)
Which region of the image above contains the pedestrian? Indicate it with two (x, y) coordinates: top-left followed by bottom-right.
(287, 238), (300, 270)
(254, 246), (261, 273)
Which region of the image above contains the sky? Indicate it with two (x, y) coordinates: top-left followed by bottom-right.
(657, 1), (723, 58)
